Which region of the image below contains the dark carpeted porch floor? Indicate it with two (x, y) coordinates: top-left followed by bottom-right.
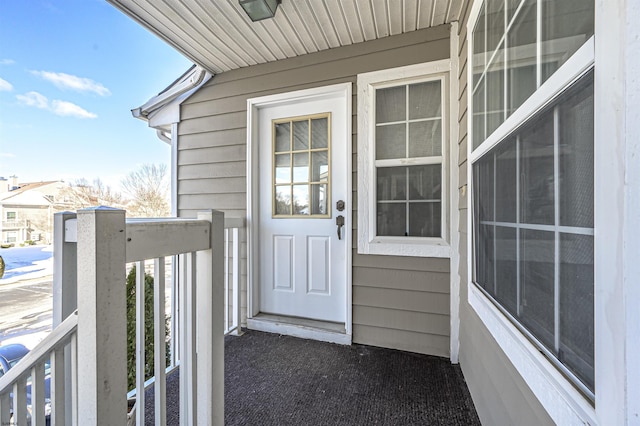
(144, 330), (480, 425)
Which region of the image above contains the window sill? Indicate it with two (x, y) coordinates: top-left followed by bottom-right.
(467, 284), (596, 424)
(358, 236), (450, 258)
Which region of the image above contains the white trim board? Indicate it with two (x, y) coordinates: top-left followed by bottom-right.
(246, 82), (353, 341)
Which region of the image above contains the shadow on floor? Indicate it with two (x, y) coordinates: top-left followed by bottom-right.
(145, 330), (480, 425)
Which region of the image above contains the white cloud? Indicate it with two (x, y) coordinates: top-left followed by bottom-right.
(0, 59), (15, 65)
(0, 153), (16, 158)
(16, 91), (97, 119)
(31, 70), (111, 96)
(16, 91), (49, 109)
(0, 78), (13, 92)
(51, 100), (97, 119)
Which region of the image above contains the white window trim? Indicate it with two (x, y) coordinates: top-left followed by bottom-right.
(466, 1), (598, 423)
(357, 61), (452, 258)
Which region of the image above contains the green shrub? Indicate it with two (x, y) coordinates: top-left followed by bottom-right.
(126, 266), (170, 392)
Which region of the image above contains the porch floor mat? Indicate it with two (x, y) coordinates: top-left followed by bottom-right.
(144, 329), (480, 425)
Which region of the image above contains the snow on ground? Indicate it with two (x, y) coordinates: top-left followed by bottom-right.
(0, 245), (54, 284)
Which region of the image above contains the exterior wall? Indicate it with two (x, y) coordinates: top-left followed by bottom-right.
(454, 2), (553, 424)
(178, 26), (452, 357)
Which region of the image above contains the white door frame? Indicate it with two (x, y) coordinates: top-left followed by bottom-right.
(246, 82), (353, 338)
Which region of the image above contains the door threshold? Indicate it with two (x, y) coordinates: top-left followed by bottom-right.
(247, 313), (351, 345)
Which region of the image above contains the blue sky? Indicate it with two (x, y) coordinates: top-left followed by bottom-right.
(0, 0), (192, 190)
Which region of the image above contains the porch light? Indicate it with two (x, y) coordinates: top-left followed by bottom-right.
(239, 0), (280, 22)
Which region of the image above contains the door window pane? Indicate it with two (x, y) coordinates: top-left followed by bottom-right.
(293, 120), (309, 150)
(311, 117), (328, 149)
(311, 184), (328, 215)
(293, 185), (309, 215)
(311, 151), (328, 182)
(275, 122), (290, 152)
(293, 153), (309, 183)
(275, 186), (291, 215)
(275, 154), (291, 184)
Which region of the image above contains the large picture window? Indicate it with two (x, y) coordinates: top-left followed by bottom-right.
(358, 62), (451, 258)
(470, 0), (594, 402)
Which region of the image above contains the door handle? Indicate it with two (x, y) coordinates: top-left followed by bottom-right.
(336, 215), (345, 240)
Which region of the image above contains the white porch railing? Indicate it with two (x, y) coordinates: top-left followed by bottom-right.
(0, 207), (242, 426)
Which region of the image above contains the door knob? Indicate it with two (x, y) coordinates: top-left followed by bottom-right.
(336, 215), (345, 240)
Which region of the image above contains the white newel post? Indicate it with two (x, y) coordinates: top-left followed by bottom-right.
(52, 211), (77, 426)
(196, 210), (225, 426)
(76, 207), (127, 424)
(53, 211), (77, 327)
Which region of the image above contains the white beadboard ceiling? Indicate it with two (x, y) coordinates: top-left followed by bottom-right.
(108, 0), (465, 74)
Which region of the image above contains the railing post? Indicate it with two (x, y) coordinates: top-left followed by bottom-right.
(53, 211), (77, 327)
(76, 207), (127, 425)
(53, 211), (77, 426)
(196, 210), (225, 426)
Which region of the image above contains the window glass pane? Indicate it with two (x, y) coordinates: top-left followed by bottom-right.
(408, 165), (441, 201)
(409, 81), (441, 119)
(409, 121), (441, 157)
(275, 122), (290, 152)
(376, 124), (406, 160)
(495, 139), (517, 222)
(275, 186), (291, 215)
(495, 226), (517, 313)
(507, 0), (537, 116)
(520, 229), (555, 351)
(292, 153), (309, 183)
(506, 0), (521, 22)
(486, 43), (506, 137)
(473, 2), (487, 88)
(311, 183), (328, 215)
(486, 0), (505, 56)
(409, 202), (441, 237)
(293, 120), (309, 150)
(377, 203), (406, 236)
(474, 155), (494, 222)
(311, 117), (328, 149)
(473, 77), (486, 149)
(475, 224), (495, 291)
(377, 167), (406, 201)
(292, 185), (309, 215)
(520, 112), (554, 225)
(275, 154), (291, 184)
(376, 86), (406, 123)
(541, 0), (594, 82)
(559, 76), (594, 228)
(560, 233), (594, 391)
(311, 151), (328, 182)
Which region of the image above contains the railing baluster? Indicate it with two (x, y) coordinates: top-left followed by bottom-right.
(136, 260), (146, 425)
(171, 255), (179, 368)
(0, 391), (10, 425)
(233, 226), (242, 335)
(50, 345), (65, 425)
(224, 228), (230, 333)
(154, 257), (167, 426)
(70, 331), (78, 426)
(13, 379), (27, 424)
(31, 362), (46, 426)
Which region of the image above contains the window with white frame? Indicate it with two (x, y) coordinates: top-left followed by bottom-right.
(6, 211), (16, 221)
(470, 0), (594, 401)
(358, 62), (451, 258)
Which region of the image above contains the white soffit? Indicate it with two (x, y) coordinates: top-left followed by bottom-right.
(107, 0), (465, 74)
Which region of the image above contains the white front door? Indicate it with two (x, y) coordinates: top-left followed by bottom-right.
(257, 88), (349, 323)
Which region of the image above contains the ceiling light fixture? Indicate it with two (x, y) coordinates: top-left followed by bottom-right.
(239, 0), (281, 22)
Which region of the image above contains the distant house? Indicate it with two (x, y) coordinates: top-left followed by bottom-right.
(0, 178), (67, 245)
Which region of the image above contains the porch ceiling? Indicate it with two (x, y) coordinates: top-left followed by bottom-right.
(107, 0), (465, 74)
